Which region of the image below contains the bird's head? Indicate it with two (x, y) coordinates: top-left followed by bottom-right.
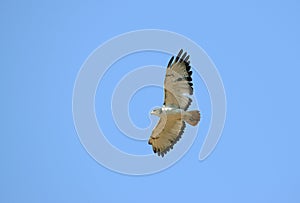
(150, 107), (162, 116)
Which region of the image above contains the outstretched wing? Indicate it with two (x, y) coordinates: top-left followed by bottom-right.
(148, 114), (186, 157)
(164, 49), (193, 110)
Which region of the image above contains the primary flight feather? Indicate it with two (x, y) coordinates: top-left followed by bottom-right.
(148, 49), (200, 157)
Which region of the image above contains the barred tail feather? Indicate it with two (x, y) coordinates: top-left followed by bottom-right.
(183, 110), (200, 126)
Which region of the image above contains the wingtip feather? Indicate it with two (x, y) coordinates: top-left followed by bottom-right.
(167, 56), (174, 68)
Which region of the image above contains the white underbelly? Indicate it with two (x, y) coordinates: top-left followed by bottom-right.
(162, 106), (182, 114)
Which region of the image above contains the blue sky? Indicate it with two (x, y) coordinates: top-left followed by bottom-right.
(1, 0), (300, 202)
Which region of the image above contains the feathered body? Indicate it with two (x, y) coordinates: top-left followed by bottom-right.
(148, 49), (200, 157)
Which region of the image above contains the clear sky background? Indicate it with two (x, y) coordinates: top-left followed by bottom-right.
(1, 0), (300, 202)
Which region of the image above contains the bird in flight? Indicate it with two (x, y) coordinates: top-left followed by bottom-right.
(148, 49), (200, 157)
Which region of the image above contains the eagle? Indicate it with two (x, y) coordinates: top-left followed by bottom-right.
(148, 49), (201, 157)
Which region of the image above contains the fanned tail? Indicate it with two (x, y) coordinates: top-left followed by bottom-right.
(183, 110), (200, 126)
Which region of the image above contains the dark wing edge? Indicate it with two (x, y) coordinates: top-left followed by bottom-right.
(163, 49), (194, 110)
(148, 118), (186, 157)
(168, 49), (193, 91)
